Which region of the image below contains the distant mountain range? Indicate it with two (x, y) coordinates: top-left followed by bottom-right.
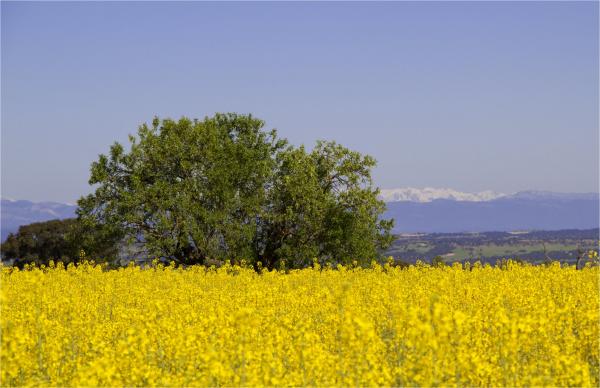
(379, 187), (505, 202)
(378, 187), (599, 203)
(381, 188), (599, 233)
(1, 189), (599, 240)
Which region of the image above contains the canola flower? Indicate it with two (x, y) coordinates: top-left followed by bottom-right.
(1, 259), (598, 387)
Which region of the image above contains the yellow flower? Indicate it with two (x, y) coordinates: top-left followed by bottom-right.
(1, 260), (598, 387)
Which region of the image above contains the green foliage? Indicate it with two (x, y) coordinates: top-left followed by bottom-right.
(431, 255), (447, 267)
(0, 219), (119, 267)
(0, 218), (119, 267)
(78, 113), (394, 268)
(1, 219), (78, 266)
(259, 141), (394, 268)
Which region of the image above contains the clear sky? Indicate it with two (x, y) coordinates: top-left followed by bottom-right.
(2, 1), (598, 203)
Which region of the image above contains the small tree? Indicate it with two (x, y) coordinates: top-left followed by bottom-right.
(431, 255), (446, 267)
(1, 219), (78, 266)
(0, 218), (119, 267)
(78, 113), (393, 267)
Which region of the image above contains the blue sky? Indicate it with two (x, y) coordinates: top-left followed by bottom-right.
(2, 1), (598, 203)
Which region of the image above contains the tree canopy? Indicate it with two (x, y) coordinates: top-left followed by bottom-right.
(0, 218), (119, 267)
(78, 113), (393, 268)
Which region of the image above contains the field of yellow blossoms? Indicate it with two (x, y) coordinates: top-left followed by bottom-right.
(1, 259), (599, 387)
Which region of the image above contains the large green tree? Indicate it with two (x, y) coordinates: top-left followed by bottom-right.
(78, 113), (393, 267)
(257, 141), (394, 268)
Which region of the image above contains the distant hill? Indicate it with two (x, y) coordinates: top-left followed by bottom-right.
(1, 199), (77, 241)
(2, 190), (599, 240)
(383, 190), (599, 233)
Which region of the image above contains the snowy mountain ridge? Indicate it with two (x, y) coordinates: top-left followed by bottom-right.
(378, 187), (506, 203)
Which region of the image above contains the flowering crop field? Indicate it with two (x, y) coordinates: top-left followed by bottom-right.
(1, 261), (599, 387)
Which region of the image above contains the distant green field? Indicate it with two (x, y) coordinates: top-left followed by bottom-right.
(451, 243), (579, 259)
(404, 242), (432, 253)
(385, 230), (599, 263)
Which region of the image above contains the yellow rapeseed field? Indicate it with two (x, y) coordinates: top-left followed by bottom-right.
(1, 260), (599, 387)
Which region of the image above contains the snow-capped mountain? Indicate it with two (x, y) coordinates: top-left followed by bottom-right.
(381, 189), (599, 232)
(379, 187), (506, 203)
